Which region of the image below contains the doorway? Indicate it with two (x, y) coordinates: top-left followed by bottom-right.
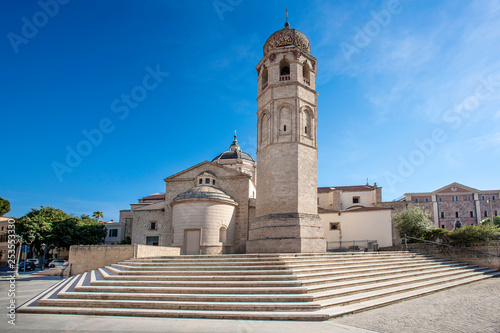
(184, 229), (201, 255)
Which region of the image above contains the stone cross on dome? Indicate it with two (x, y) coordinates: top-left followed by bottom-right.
(285, 8), (289, 28)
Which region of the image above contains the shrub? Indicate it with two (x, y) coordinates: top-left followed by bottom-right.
(448, 224), (500, 246)
(424, 228), (450, 242)
(392, 207), (435, 239)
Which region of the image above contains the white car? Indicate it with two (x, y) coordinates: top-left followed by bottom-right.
(49, 259), (67, 268)
(27, 258), (39, 266)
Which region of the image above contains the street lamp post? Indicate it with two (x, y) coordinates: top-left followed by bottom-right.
(14, 234), (35, 278)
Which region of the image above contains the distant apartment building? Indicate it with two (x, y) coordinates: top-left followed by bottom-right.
(402, 182), (499, 230)
(0, 216), (17, 264)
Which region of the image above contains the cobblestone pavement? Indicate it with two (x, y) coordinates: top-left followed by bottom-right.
(332, 277), (500, 333)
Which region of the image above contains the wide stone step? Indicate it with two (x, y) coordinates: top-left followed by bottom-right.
(111, 263), (291, 271)
(74, 284), (308, 295)
(99, 268), (299, 281)
(291, 259), (456, 277)
(58, 291), (313, 302)
(38, 298), (321, 311)
(300, 262), (471, 286)
(307, 267), (492, 297)
(105, 265), (295, 276)
(18, 306), (330, 321)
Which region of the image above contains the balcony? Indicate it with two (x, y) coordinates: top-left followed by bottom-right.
(279, 74), (290, 81)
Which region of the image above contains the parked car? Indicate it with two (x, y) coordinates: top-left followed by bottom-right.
(26, 258), (39, 267)
(49, 259), (67, 268)
(18, 261), (35, 271)
(44, 258), (54, 267)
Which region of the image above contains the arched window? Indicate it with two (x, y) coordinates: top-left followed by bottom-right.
(260, 113), (269, 144)
(262, 67), (268, 89)
(279, 58), (290, 81)
(219, 227), (227, 243)
(279, 107), (292, 135)
(302, 61), (310, 85)
(302, 109), (312, 138)
(455, 221), (462, 229)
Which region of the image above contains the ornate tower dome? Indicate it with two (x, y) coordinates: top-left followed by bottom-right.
(263, 22), (311, 57)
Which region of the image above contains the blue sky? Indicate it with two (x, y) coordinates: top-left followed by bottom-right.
(1, 0), (499, 221)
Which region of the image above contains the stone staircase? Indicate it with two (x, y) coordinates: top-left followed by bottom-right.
(18, 252), (499, 321)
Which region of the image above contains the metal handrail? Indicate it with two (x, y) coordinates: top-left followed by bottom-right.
(403, 234), (500, 258)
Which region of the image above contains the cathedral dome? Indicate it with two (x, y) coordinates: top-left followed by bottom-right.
(263, 23), (311, 57)
(173, 185), (236, 204)
(212, 135), (255, 163)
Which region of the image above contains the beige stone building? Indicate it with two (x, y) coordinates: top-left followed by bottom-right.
(128, 136), (257, 254)
(402, 182), (499, 230)
(317, 185), (393, 249)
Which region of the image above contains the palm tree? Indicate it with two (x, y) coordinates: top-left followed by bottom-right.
(92, 211), (104, 221)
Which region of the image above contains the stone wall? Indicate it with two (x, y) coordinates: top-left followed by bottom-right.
(68, 244), (180, 275)
(384, 243), (500, 270)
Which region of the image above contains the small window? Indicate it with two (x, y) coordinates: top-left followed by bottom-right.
(485, 211), (488, 217)
(441, 212), (445, 218)
(467, 196), (471, 201)
(330, 223), (340, 230)
(199, 179), (202, 184)
(353, 197), (360, 204)
(441, 225), (445, 229)
(470, 211), (474, 217)
(109, 229), (118, 237)
(414, 198), (419, 203)
(284, 125), (287, 132)
(455, 212), (459, 218)
(305, 126), (308, 134)
(452, 196), (458, 201)
(455, 221), (462, 229)
(150, 222), (157, 230)
(439, 198), (442, 202)
(425, 198), (429, 202)
(212, 179), (216, 185)
(219, 227), (227, 243)
(205, 178), (210, 184)
(493, 196), (496, 200)
(495, 210), (498, 216)
(482, 195), (485, 200)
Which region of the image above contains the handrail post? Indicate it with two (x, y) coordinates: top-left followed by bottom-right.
(404, 234), (408, 252)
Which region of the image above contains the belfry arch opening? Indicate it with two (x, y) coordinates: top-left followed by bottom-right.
(302, 61), (311, 85)
(262, 66), (268, 89)
(279, 58), (290, 81)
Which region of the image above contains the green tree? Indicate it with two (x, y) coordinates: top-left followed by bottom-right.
(16, 206), (72, 256)
(392, 206), (435, 239)
(51, 216), (106, 249)
(92, 211), (104, 221)
(0, 197), (11, 216)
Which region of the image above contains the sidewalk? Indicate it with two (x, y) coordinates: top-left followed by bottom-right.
(1, 273), (499, 333)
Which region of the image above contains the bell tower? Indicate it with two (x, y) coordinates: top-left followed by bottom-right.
(247, 17), (326, 253)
